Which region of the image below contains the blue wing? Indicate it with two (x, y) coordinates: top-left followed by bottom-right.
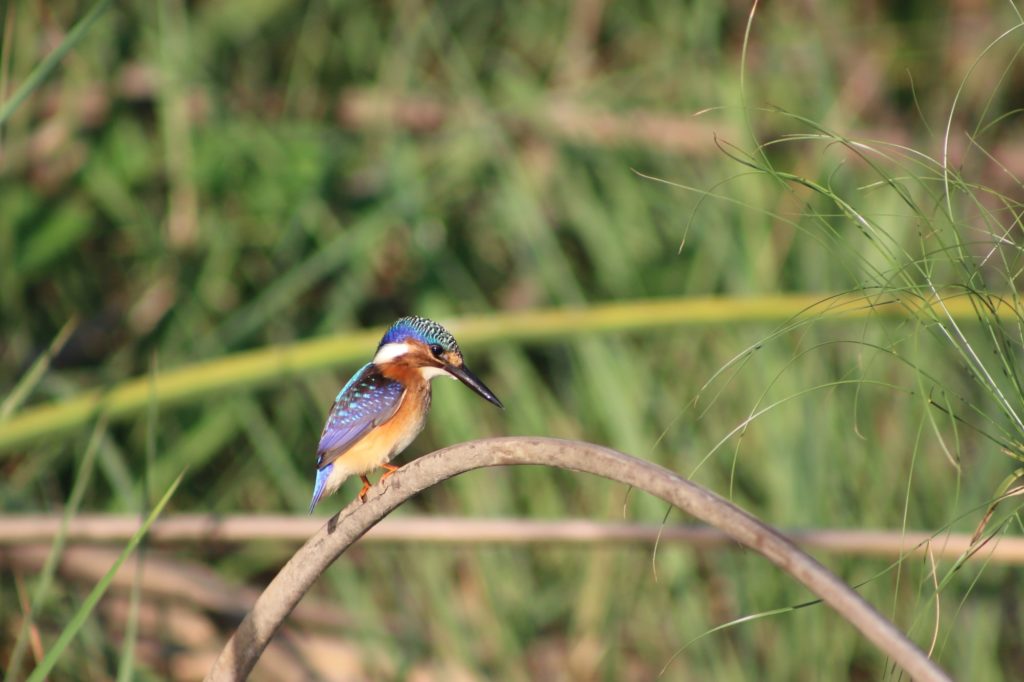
(315, 363), (406, 469)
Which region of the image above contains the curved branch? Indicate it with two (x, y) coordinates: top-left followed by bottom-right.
(205, 437), (949, 682)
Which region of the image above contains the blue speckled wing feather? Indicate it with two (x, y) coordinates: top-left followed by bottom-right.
(315, 363), (406, 469)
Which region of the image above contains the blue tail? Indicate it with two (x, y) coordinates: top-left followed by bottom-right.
(309, 464), (333, 514)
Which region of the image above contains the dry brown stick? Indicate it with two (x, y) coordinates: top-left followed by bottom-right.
(204, 437), (949, 682)
(1, 544), (348, 629)
(2, 515), (1022, 564)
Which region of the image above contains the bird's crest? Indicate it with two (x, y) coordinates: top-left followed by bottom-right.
(380, 316), (460, 354)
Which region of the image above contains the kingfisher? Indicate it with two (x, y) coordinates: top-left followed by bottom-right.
(308, 315), (503, 512)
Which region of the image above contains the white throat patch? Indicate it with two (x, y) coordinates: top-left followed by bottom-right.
(373, 342), (412, 364)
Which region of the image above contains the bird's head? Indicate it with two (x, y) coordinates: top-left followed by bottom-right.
(373, 316), (504, 408)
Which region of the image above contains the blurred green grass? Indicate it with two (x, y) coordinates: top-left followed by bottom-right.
(3, 1), (1024, 679)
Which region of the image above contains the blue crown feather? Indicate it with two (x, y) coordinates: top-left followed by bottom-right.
(380, 316), (460, 353)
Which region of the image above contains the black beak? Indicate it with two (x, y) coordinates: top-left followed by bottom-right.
(446, 363), (504, 409)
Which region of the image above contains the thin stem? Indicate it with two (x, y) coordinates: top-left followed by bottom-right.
(0, 293), (1000, 454)
(0, 515), (1020, 564)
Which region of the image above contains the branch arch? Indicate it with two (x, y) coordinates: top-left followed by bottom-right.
(205, 437), (949, 681)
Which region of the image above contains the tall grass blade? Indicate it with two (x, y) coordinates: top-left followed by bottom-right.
(116, 359), (159, 682)
(0, 316), (77, 422)
(4, 416), (106, 682)
(24, 470), (184, 682)
(0, 0), (114, 127)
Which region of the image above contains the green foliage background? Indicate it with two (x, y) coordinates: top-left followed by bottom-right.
(2, 1), (1024, 679)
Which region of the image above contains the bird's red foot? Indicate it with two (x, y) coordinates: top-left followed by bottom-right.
(380, 463), (400, 483)
(357, 474), (372, 502)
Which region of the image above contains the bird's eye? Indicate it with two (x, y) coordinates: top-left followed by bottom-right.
(429, 344), (445, 358)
